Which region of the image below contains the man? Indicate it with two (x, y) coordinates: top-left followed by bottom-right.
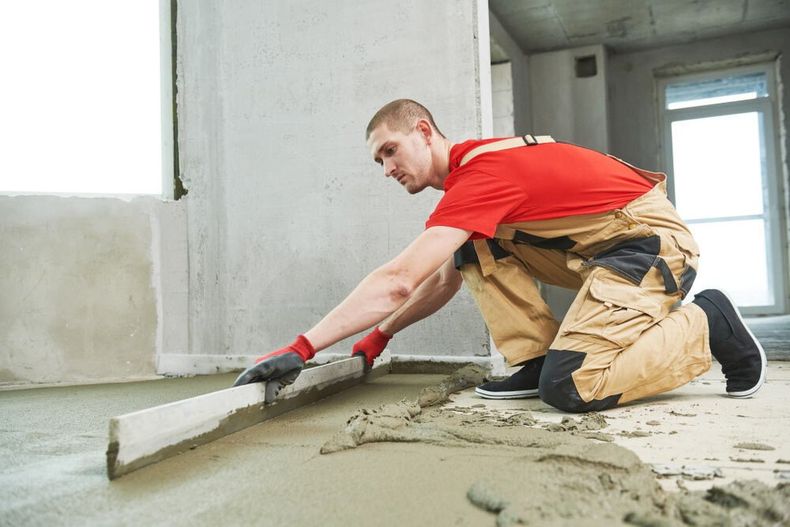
(234, 99), (766, 412)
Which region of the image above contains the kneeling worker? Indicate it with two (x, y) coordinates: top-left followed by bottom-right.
(234, 99), (766, 412)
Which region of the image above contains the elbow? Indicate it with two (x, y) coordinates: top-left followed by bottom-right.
(389, 282), (414, 303)
(378, 265), (417, 306)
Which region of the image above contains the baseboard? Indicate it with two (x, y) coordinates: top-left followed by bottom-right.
(390, 354), (494, 374)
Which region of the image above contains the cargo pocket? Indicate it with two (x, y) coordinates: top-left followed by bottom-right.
(669, 231), (700, 298)
(593, 277), (662, 348)
(563, 273), (662, 349)
(584, 235), (661, 285)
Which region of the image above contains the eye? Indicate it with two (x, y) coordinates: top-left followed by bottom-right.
(386, 146), (396, 156)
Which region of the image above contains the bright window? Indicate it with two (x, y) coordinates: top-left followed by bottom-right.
(0, 1), (163, 195)
(665, 72), (768, 110)
(660, 65), (786, 314)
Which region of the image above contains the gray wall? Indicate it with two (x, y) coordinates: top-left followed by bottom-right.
(492, 62), (515, 136)
(177, 0), (490, 361)
(490, 11), (531, 136)
(529, 44), (610, 151)
(0, 197), (165, 385)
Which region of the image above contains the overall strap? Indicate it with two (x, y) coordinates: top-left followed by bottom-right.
(459, 134), (555, 167)
(453, 134), (556, 276)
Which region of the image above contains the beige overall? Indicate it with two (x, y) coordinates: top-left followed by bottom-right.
(455, 135), (712, 411)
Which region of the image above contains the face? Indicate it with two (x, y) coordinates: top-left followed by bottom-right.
(367, 122), (434, 194)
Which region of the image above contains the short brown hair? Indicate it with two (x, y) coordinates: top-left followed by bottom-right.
(365, 99), (445, 140)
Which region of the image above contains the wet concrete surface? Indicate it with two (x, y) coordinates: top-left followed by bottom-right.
(3, 366), (789, 526)
(451, 362), (790, 492)
(0, 373), (493, 526)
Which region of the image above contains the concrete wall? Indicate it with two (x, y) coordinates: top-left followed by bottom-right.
(0, 197), (178, 386)
(175, 0), (490, 364)
(489, 11), (530, 136)
(529, 44), (610, 151)
(492, 63), (515, 136)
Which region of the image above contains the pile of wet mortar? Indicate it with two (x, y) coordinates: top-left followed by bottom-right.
(320, 365), (790, 526)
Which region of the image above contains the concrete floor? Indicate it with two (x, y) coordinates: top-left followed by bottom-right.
(0, 373), (495, 526)
(453, 362), (790, 491)
(1, 363), (788, 525)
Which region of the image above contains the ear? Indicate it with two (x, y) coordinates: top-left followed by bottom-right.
(415, 119), (433, 144)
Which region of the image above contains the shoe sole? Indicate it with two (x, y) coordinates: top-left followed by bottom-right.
(474, 387), (539, 400)
(718, 289), (767, 398)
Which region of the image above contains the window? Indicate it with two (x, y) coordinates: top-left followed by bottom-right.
(665, 72), (768, 109)
(0, 1), (166, 196)
(659, 64), (787, 315)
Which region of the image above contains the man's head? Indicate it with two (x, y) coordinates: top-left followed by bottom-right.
(365, 99), (445, 142)
(366, 99), (450, 194)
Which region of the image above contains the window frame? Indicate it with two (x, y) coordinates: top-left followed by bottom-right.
(658, 62), (788, 316)
(159, 0), (177, 200)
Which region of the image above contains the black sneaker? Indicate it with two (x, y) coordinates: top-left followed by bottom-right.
(475, 355), (544, 399)
(693, 289), (767, 397)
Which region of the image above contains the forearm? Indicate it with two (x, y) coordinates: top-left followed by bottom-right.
(379, 267), (461, 335)
(303, 226), (471, 353)
(303, 266), (412, 351)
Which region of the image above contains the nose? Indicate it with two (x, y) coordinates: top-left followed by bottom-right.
(383, 159), (397, 177)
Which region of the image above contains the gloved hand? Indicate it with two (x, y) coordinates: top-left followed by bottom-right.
(233, 335), (316, 387)
(352, 327), (392, 368)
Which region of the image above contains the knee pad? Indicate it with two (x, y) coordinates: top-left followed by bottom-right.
(538, 349), (620, 413)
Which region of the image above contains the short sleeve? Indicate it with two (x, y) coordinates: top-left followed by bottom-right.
(425, 170), (524, 238)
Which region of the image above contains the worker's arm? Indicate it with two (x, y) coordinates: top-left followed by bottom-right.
(304, 226), (470, 349)
(351, 256), (463, 366)
(234, 226), (471, 386)
(379, 256), (463, 335)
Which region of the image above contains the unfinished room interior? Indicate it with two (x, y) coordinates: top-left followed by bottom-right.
(3, 0), (790, 525)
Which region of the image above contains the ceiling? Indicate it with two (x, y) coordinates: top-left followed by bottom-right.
(489, 0), (790, 56)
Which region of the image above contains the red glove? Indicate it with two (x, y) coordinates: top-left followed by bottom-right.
(254, 334), (315, 363)
(233, 335), (316, 386)
(352, 327), (392, 367)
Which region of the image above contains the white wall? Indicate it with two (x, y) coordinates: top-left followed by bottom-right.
(175, 0), (491, 366)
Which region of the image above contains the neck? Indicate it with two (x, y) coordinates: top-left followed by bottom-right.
(430, 136), (454, 190)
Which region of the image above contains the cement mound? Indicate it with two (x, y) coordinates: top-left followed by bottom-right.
(416, 363), (489, 407)
(320, 366), (790, 526)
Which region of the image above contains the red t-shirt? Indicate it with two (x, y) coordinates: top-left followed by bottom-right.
(425, 138), (655, 239)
